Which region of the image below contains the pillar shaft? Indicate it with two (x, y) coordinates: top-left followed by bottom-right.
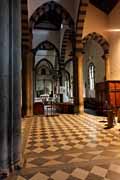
(9, 0), (22, 168)
(78, 53), (84, 113)
(74, 52), (84, 114)
(73, 57), (79, 112)
(59, 71), (63, 103)
(26, 52), (33, 116)
(22, 52), (33, 117)
(0, 0), (9, 172)
(0, 0), (21, 175)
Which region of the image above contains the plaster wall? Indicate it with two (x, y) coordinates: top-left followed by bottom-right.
(83, 3), (108, 40)
(108, 1), (120, 80)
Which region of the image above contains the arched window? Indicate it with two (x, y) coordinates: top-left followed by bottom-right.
(88, 63), (95, 90)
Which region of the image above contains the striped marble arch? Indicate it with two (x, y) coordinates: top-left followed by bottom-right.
(29, 1), (74, 30)
(21, 0), (31, 52)
(76, 0), (89, 52)
(82, 32), (109, 57)
(60, 29), (74, 69)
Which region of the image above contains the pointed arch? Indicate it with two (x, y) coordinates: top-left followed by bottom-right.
(65, 58), (73, 66)
(76, 0), (89, 51)
(82, 32), (109, 57)
(21, 0), (30, 51)
(35, 58), (54, 71)
(29, 1), (74, 30)
(61, 29), (75, 68)
(33, 40), (60, 70)
(33, 40), (59, 56)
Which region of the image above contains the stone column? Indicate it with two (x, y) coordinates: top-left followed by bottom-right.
(104, 53), (110, 80)
(26, 52), (33, 117)
(33, 69), (36, 100)
(0, 0), (21, 176)
(74, 52), (84, 114)
(22, 53), (27, 117)
(59, 71), (63, 103)
(0, 0), (9, 174)
(73, 57), (79, 113)
(22, 51), (33, 117)
(9, 0), (22, 170)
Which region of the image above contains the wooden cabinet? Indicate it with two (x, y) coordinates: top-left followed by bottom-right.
(33, 102), (44, 115)
(56, 103), (74, 114)
(95, 81), (120, 115)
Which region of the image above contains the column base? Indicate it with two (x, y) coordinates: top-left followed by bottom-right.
(25, 108), (33, 117)
(74, 105), (79, 114)
(24, 114), (33, 118)
(74, 104), (84, 114)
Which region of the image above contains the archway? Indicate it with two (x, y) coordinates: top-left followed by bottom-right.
(33, 40), (60, 101)
(29, 0), (75, 110)
(60, 29), (75, 103)
(82, 32), (109, 113)
(76, 0), (89, 51)
(29, 1), (74, 30)
(35, 58), (54, 98)
(33, 40), (60, 71)
(61, 29), (75, 66)
(82, 32), (109, 57)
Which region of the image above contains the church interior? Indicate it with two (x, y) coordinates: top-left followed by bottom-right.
(1, 0), (120, 179)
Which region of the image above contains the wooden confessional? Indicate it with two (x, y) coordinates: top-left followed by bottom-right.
(96, 81), (120, 115)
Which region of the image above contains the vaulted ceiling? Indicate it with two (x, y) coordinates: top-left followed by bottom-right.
(34, 11), (62, 30)
(90, 0), (119, 14)
(31, 1), (74, 31)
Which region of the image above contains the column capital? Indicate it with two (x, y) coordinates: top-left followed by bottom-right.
(103, 53), (109, 60)
(76, 50), (84, 58)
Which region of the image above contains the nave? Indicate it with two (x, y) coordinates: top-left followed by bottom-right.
(8, 114), (120, 180)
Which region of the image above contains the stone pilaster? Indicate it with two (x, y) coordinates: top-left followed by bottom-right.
(104, 53), (110, 80)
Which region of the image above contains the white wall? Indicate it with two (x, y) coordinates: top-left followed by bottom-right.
(28, 0), (74, 19)
(108, 1), (120, 80)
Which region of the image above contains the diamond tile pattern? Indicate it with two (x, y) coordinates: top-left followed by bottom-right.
(51, 170), (69, 180)
(91, 166), (108, 177)
(71, 168), (89, 179)
(7, 114), (120, 180)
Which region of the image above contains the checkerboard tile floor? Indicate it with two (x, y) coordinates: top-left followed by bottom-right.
(8, 114), (120, 180)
